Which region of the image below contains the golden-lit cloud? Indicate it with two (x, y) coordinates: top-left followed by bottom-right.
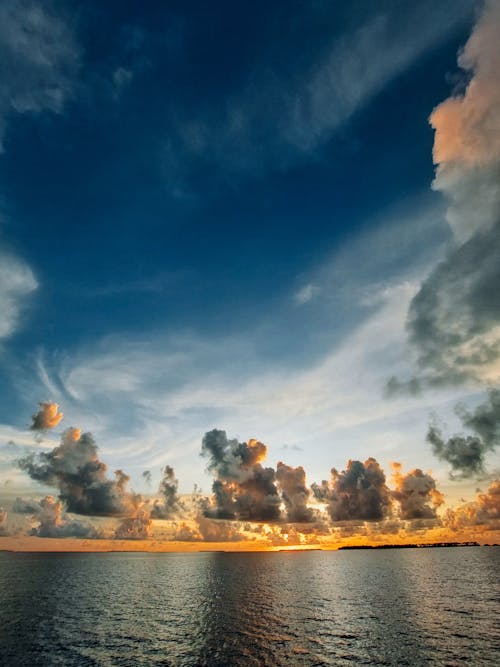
(30, 401), (64, 431)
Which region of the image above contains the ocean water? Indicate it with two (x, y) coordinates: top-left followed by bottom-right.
(0, 547), (499, 666)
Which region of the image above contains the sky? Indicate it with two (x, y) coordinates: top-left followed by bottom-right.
(0, 0), (499, 550)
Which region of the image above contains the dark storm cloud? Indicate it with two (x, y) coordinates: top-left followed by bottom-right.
(201, 429), (281, 522)
(18, 427), (139, 516)
(30, 496), (102, 538)
(390, 463), (444, 520)
(427, 389), (500, 477)
(150, 465), (182, 519)
(312, 458), (391, 522)
(276, 462), (316, 523)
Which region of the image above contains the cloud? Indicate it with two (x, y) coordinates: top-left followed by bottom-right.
(150, 465), (182, 519)
(0, 253), (38, 341)
(30, 495), (101, 538)
(0, 0), (81, 149)
(402, 1), (500, 389)
(164, 1), (474, 189)
(0, 507), (8, 536)
(294, 284), (319, 305)
(114, 508), (152, 540)
(444, 479), (500, 531)
(201, 429), (281, 521)
(390, 462), (444, 520)
(173, 516), (246, 543)
(30, 401), (64, 432)
(12, 496), (41, 514)
(276, 462), (316, 523)
(142, 470), (152, 485)
(18, 425), (139, 516)
(312, 458), (391, 522)
(427, 389), (500, 477)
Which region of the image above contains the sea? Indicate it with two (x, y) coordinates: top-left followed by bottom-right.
(0, 547), (499, 666)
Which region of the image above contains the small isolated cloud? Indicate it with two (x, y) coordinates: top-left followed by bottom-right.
(30, 401), (64, 432)
(294, 283), (319, 305)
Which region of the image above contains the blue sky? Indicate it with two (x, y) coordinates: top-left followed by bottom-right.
(1, 0), (499, 511)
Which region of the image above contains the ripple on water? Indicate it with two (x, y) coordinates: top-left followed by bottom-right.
(0, 548), (499, 666)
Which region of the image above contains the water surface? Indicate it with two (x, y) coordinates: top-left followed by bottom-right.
(1, 547), (499, 666)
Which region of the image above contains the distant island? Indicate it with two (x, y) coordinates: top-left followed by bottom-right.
(339, 541), (484, 550)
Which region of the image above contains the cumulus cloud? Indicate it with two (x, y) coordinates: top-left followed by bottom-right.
(390, 462), (444, 520)
(18, 426), (139, 516)
(0, 253), (38, 341)
(30, 401), (64, 432)
(444, 479), (500, 531)
(427, 389), (500, 477)
(150, 465), (182, 519)
(276, 462), (316, 523)
(311, 457), (391, 522)
(30, 495), (101, 538)
(401, 1), (500, 389)
(0, 0), (81, 149)
(201, 429), (281, 521)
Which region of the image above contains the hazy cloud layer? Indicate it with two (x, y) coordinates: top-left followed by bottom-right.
(0, 507), (8, 536)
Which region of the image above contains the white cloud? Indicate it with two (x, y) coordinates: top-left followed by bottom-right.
(0, 253), (38, 340)
(294, 283), (319, 305)
(0, 0), (81, 149)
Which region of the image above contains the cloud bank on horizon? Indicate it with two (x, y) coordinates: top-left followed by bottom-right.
(0, 1), (499, 546)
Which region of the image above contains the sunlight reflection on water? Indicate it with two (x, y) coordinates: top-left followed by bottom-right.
(1, 547), (499, 666)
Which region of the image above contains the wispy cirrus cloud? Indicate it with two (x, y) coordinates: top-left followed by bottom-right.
(163, 0), (475, 191)
(0, 0), (81, 150)
(0, 253), (38, 342)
